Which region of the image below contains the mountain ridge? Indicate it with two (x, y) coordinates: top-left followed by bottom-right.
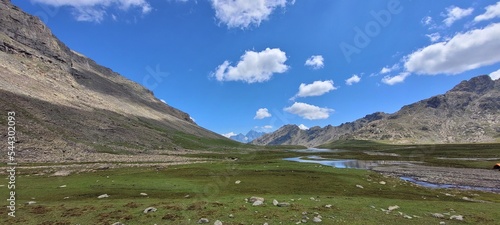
(252, 75), (500, 147)
(0, 0), (234, 162)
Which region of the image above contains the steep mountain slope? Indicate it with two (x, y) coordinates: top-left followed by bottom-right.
(253, 75), (500, 146)
(0, 0), (234, 162)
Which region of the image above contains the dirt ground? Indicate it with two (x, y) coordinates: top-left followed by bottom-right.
(372, 164), (500, 192)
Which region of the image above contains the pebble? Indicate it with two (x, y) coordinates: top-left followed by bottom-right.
(97, 194), (109, 199)
(379, 181), (386, 185)
(249, 196), (265, 203)
(432, 213), (445, 218)
(140, 193), (148, 196)
(312, 216), (322, 222)
(143, 207), (157, 214)
(356, 185), (364, 189)
(325, 204), (332, 208)
(198, 218), (209, 224)
(252, 200), (264, 206)
(277, 202), (290, 207)
(388, 205), (399, 211)
(273, 199), (279, 206)
(214, 220), (222, 225)
(235, 180), (241, 184)
(450, 215), (463, 221)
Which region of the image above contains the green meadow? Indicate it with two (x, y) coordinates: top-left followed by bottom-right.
(3, 143), (500, 225)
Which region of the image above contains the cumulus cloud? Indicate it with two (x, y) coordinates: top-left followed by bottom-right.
(292, 80), (336, 100)
(474, 1), (500, 22)
(284, 102), (333, 120)
(210, 0), (291, 29)
(442, 6), (474, 27)
(381, 72), (410, 85)
(32, 0), (152, 22)
(222, 132), (236, 138)
(490, 68), (500, 80)
(404, 23), (500, 75)
(345, 75), (361, 85)
(298, 124), (309, 130)
(213, 48), (289, 83)
(304, 55), (324, 69)
(254, 108), (272, 119)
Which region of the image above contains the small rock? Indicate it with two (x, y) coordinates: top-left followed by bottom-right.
(198, 218), (210, 224)
(439, 222), (446, 225)
(252, 200), (264, 206)
(277, 202), (290, 207)
(214, 220), (223, 225)
(432, 213), (445, 218)
(235, 180), (241, 184)
(53, 170), (71, 176)
(59, 185), (67, 188)
(228, 214), (234, 218)
(273, 199), (279, 206)
(143, 207), (157, 214)
(313, 216), (322, 222)
(63, 197), (70, 199)
(403, 214), (412, 219)
(185, 195), (190, 198)
(27, 201), (36, 205)
(388, 205), (399, 211)
(356, 185), (364, 189)
(97, 194), (109, 199)
(379, 181), (386, 185)
(111, 222), (125, 225)
(310, 197), (315, 200)
(450, 215), (463, 221)
(301, 219), (307, 223)
(263, 223), (269, 225)
(325, 204), (332, 208)
(140, 193), (148, 196)
(249, 196), (264, 203)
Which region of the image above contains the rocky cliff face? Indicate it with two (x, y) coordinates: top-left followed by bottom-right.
(253, 75), (500, 146)
(0, 0), (229, 162)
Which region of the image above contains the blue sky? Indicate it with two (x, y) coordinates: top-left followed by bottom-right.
(12, 0), (500, 137)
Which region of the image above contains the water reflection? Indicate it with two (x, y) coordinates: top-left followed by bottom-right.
(290, 148), (348, 153)
(282, 156), (404, 169)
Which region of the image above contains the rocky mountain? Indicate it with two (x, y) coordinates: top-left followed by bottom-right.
(228, 130), (266, 143)
(252, 75), (500, 147)
(0, 0), (234, 162)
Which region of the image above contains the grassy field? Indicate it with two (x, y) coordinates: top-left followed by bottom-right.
(3, 143), (500, 224)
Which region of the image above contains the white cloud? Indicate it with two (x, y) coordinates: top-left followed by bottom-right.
(213, 48), (289, 83)
(381, 72), (410, 85)
(210, 0), (291, 29)
(222, 132), (236, 138)
(298, 124), (309, 130)
(32, 0), (152, 22)
(345, 75), (361, 85)
(380, 64), (400, 74)
(304, 55), (324, 69)
(404, 23), (500, 75)
(421, 16), (433, 26)
(490, 68), (500, 80)
(426, 33), (441, 42)
(475, 1), (500, 22)
(292, 80), (336, 99)
(254, 108), (272, 119)
(284, 102), (334, 120)
(442, 6), (474, 27)
(262, 125), (273, 129)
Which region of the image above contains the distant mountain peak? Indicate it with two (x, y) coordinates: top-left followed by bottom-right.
(449, 75), (494, 94)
